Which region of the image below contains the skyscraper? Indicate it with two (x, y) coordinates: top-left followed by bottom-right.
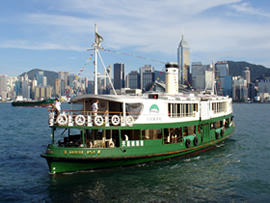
(242, 67), (251, 85)
(177, 35), (190, 85)
(216, 61), (230, 95)
(0, 75), (7, 99)
(113, 63), (125, 90)
(128, 71), (140, 89)
(35, 71), (44, 86)
(140, 65), (154, 89)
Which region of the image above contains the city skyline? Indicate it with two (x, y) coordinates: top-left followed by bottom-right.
(1, 0), (270, 78)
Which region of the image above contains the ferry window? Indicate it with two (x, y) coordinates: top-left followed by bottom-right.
(121, 129), (141, 140)
(212, 102), (226, 113)
(126, 103), (143, 119)
(142, 129), (162, 140)
(168, 103), (198, 118)
(164, 128), (183, 144)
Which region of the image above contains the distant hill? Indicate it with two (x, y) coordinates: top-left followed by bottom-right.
(227, 61), (270, 82)
(20, 69), (58, 87)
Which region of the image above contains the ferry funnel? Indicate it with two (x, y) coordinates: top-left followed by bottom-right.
(165, 62), (179, 94)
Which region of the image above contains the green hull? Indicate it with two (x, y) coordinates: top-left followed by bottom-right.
(11, 99), (55, 107)
(41, 118), (235, 174)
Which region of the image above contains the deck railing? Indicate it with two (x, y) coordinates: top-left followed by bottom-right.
(49, 110), (137, 127)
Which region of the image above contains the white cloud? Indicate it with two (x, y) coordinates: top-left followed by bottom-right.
(231, 2), (270, 17)
(1, 0), (270, 70)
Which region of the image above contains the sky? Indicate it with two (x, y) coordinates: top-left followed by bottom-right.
(1, 0), (270, 79)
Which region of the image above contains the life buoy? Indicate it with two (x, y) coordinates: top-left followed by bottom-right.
(56, 114), (68, 126)
(109, 141), (115, 148)
(94, 115), (104, 126)
(193, 137), (198, 146)
(111, 115), (120, 126)
(215, 132), (220, 139)
(185, 139), (191, 148)
(126, 115), (134, 127)
(220, 129), (224, 137)
(88, 142), (93, 148)
(75, 115), (86, 126)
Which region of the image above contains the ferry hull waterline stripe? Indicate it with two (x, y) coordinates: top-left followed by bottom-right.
(40, 24), (235, 174)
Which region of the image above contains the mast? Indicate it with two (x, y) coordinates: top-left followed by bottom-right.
(88, 24), (117, 95)
(211, 58), (217, 95)
(94, 24), (98, 95)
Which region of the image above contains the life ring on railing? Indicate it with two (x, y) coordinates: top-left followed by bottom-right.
(94, 115), (104, 126)
(109, 141), (115, 148)
(193, 137), (198, 146)
(88, 142), (93, 148)
(185, 139), (191, 148)
(126, 115), (134, 127)
(111, 115), (120, 126)
(220, 129), (224, 137)
(215, 132), (220, 139)
(75, 115), (86, 126)
(56, 114), (68, 126)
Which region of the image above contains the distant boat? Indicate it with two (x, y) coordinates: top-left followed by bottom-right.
(11, 98), (55, 107)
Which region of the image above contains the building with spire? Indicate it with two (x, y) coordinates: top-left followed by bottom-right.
(177, 35), (190, 85)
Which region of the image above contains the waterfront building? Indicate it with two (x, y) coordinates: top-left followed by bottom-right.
(242, 67), (251, 85)
(191, 62), (210, 90)
(55, 79), (61, 98)
(0, 75), (7, 100)
(140, 65), (155, 90)
(128, 71), (140, 89)
(43, 76), (47, 86)
(215, 61), (230, 96)
(177, 35), (190, 85)
(232, 76), (247, 100)
(58, 72), (69, 87)
(22, 74), (31, 99)
(248, 83), (256, 100)
(114, 63), (125, 90)
(35, 71), (44, 86)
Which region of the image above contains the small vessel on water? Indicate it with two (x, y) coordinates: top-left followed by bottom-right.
(12, 96), (55, 107)
(41, 25), (235, 174)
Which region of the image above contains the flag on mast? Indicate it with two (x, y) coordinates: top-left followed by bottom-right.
(95, 32), (103, 47)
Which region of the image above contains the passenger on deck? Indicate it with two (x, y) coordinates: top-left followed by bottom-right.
(91, 100), (99, 116)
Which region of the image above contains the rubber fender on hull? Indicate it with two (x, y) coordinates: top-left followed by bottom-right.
(185, 139), (191, 148)
(215, 132), (220, 139)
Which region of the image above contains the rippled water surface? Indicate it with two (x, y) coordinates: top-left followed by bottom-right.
(0, 103), (269, 202)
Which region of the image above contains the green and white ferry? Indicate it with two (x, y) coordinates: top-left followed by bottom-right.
(41, 26), (235, 174)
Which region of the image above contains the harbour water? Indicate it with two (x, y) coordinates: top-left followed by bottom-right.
(0, 103), (269, 202)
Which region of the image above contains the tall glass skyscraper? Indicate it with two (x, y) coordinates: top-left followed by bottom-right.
(113, 63), (125, 90)
(35, 71), (44, 86)
(177, 35), (190, 85)
(128, 71), (140, 89)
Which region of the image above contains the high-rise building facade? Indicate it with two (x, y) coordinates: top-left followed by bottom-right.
(35, 71), (44, 86)
(140, 65), (154, 89)
(191, 62), (210, 90)
(216, 61), (230, 96)
(113, 63), (125, 90)
(128, 71), (140, 89)
(177, 35), (190, 85)
(58, 72), (69, 87)
(0, 75), (7, 99)
(242, 67), (251, 85)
